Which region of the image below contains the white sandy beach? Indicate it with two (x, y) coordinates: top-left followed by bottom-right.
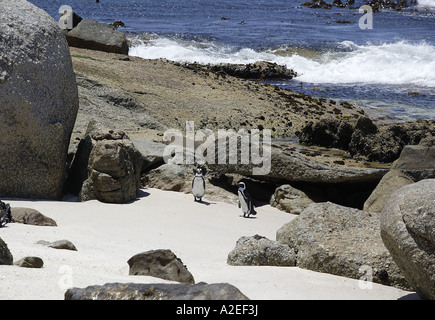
(0, 188), (417, 300)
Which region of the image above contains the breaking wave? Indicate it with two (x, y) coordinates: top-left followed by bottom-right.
(129, 37), (435, 88)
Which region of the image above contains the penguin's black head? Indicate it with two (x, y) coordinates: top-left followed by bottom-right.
(236, 182), (246, 189)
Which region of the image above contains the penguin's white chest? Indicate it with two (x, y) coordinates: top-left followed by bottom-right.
(192, 176), (205, 197)
(238, 190), (249, 213)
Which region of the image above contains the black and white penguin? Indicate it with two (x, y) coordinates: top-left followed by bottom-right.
(236, 182), (257, 218)
(191, 167), (209, 202)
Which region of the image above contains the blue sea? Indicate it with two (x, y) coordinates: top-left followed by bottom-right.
(29, 0), (435, 122)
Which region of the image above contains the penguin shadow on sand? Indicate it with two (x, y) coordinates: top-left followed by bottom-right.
(191, 167), (215, 206)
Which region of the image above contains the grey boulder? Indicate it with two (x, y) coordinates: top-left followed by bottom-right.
(64, 18), (129, 55)
(227, 234), (296, 266)
(0, 237), (13, 265)
(277, 202), (410, 290)
(11, 207), (57, 226)
(0, 0), (79, 200)
(14, 256), (44, 268)
(270, 184), (314, 215)
(65, 282), (249, 300)
(363, 170), (414, 213)
(380, 179), (435, 300)
(128, 249), (195, 284)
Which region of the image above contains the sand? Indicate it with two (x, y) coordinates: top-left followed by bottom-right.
(0, 188), (416, 300)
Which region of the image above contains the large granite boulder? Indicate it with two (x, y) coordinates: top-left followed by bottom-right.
(63, 18), (129, 54)
(0, 0), (79, 200)
(277, 202), (410, 289)
(380, 179), (435, 300)
(208, 143), (387, 184)
(65, 282), (249, 300)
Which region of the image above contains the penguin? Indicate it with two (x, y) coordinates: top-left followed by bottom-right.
(236, 182), (257, 218)
(191, 167), (209, 202)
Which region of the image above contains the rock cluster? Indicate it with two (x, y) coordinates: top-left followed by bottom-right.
(276, 202), (410, 289)
(181, 61), (297, 80)
(302, 0), (410, 11)
(298, 117), (435, 162)
(67, 121), (143, 203)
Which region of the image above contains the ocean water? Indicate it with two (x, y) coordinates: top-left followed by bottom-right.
(28, 0), (435, 121)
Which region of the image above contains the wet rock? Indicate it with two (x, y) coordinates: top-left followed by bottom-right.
(63, 18), (129, 54)
(184, 61), (297, 80)
(298, 117), (355, 150)
(298, 117), (435, 163)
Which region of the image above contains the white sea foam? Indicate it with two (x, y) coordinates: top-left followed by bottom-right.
(129, 37), (276, 65)
(416, 0), (435, 9)
(281, 41), (435, 87)
(129, 37), (435, 88)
